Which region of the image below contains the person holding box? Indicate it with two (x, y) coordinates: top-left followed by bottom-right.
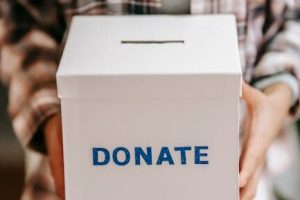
(0, 0), (300, 199)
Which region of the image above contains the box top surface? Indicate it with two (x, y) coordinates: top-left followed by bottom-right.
(57, 15), (241, 77)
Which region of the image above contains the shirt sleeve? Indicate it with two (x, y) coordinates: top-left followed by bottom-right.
(0, 0), (66, 153)
(252, 19), (300, 116)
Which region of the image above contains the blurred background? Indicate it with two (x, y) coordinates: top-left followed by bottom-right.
(0, 84), (24, 200)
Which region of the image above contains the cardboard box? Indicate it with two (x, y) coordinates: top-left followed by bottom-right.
(57, 15), (242, 200)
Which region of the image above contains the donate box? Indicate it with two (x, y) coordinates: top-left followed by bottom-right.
(57, 15), (242, 200)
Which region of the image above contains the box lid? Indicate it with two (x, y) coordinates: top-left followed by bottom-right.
(57, 15), (242, 99)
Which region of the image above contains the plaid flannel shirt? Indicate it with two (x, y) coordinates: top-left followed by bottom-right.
(0, 0), (300, 199)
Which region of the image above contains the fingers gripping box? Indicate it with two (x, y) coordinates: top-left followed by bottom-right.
(57, 15), (242, 200)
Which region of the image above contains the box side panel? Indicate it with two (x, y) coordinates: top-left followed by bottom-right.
(61, 98), (239, 200)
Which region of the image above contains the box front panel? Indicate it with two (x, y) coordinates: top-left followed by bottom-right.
(61, 98), (239, 200)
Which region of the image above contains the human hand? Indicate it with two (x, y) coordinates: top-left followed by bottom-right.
(239, 81), (291, 200)
(44, 114), (65, 200)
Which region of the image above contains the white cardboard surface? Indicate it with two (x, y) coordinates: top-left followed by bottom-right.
(57, 15), (241, 200)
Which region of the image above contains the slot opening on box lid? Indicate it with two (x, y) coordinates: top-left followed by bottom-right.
(121, 40), (185, 44)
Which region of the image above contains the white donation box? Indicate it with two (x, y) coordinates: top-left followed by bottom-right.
(57, 15), (242, 200)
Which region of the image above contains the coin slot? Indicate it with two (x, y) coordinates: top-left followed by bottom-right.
(121, 40), (184, 44)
